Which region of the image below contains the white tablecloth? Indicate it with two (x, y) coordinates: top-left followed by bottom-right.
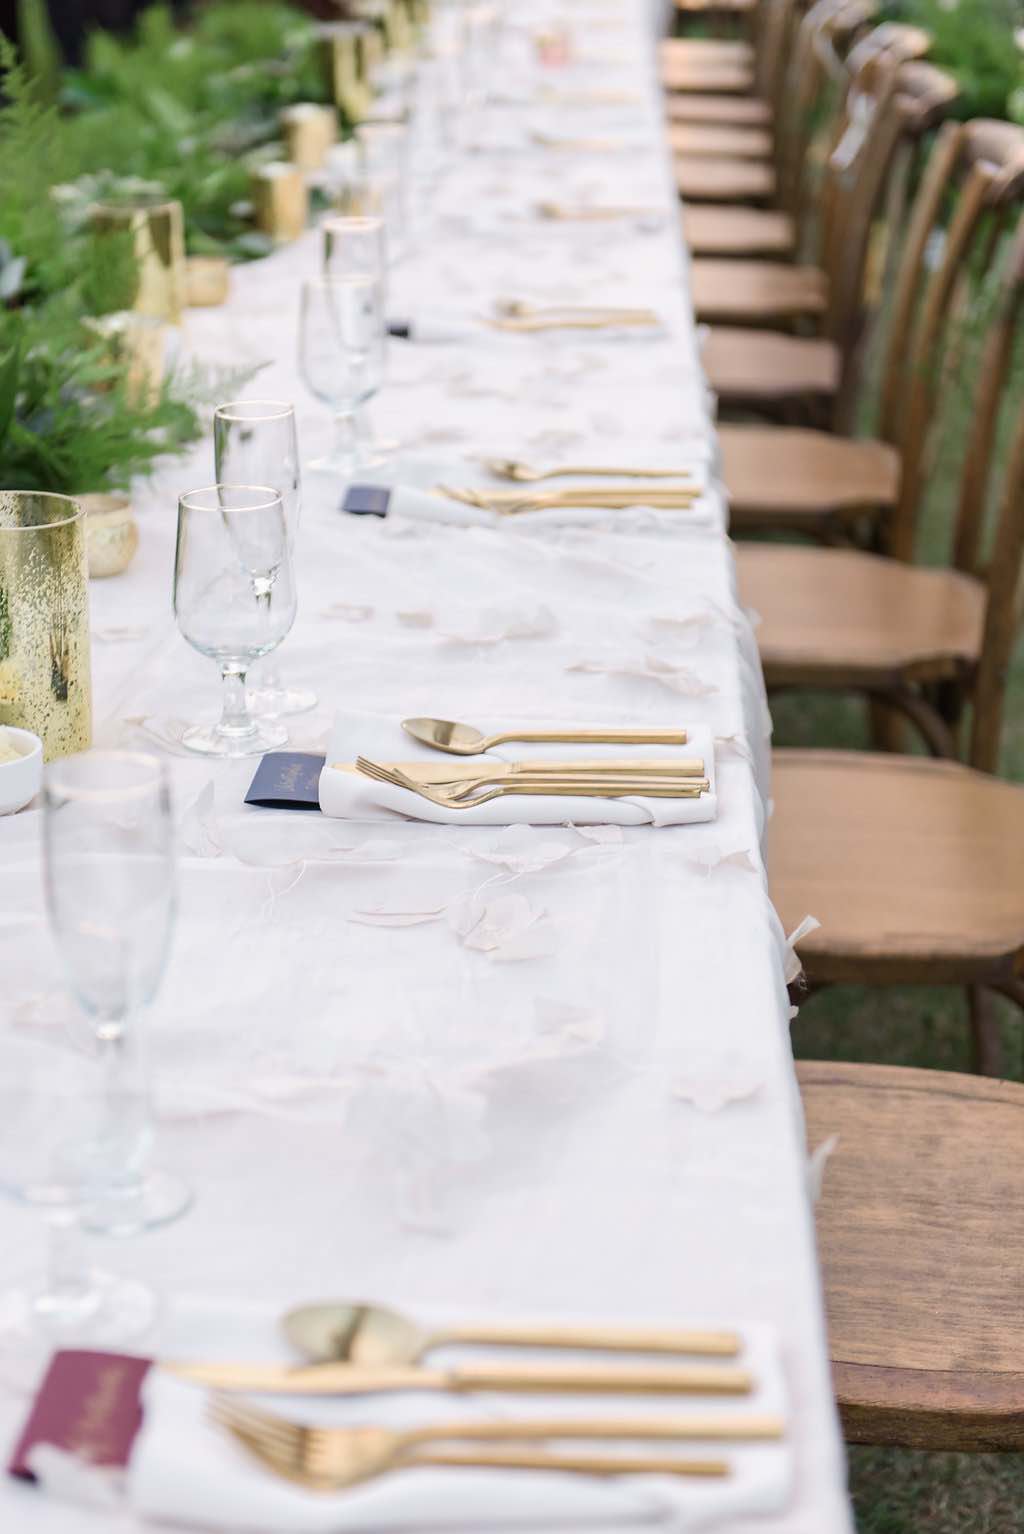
(0, 0), (851, 1528)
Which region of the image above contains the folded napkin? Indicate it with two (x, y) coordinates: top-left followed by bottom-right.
(125, 1319), (791, 1532)
(341, 483), (717, 533)
(318, 712), (717, 826)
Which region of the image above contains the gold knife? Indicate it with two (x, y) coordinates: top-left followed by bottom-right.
(168, 1358), (753, 1396)
(333, 759), (706, 781)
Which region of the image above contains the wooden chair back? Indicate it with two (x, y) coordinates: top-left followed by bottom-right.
(876, 121), (1024, 563)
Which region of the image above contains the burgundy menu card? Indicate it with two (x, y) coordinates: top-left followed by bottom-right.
(7, 1350), (152, 1481)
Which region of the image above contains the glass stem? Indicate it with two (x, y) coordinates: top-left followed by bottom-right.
(218, 664), (254, 742)
(34, 1209), (97, 1326)
(332, 409), (359, 471)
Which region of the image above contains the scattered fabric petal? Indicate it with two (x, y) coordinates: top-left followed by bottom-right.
(808, 1134), (839, 1202)
(348, 906), (448, 928)
(180, 781), (222, 859)
(574, 824), (624, 844)
(685, 842), (758, 876)
(784, 915), (821, 985)
(447, 890), (551, 959)
(438, 603), (558, 645)
(322, 602), (374, 622)
(671, 1069), (762, 1113)
(396, 609), (435, 628)
(568, 654), (717, 697)
(467, 826), (576, 874)
(535, 996), (604, 1045)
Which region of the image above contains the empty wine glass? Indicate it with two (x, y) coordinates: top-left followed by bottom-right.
(213, 401), (314, 719)
(0, 751), (185, 1348)
(174, 485), (297, 756)
(298, 276), (387, 479)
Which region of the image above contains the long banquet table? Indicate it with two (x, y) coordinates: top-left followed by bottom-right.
(0, 0), (852, 1527)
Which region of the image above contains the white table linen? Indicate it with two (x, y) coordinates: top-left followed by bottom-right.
(0, 0), (851, 1529)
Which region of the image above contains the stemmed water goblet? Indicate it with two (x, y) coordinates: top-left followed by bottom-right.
(298, 275), (387, 480)
(213, 401), (314, 718)
(0, 750), (187, 1349)
(173, 484), (297, 757)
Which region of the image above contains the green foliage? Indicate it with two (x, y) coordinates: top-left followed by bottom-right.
(15, 0), (61, 104)
(880, 0), (1024, 119)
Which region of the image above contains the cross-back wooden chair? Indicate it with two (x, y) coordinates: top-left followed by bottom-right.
(661, 0), (784, 99)
(719, 119), (1024, 540)
(766, 314), (1024, 1073)
(737, 215), (1024, 761)
(799, 1060), (1024, 1448)
(694, 48), (952, 392)
(667, 0), (804, 202)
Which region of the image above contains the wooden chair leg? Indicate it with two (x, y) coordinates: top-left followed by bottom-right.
(968, 986), (1004, 1078)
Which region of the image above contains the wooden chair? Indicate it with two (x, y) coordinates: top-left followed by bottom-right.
(799, 1060), (1024, 1448)
(692, 49), (949, 344)
(720, 120), (1024, 541)
(766, 372), (1024, 1069)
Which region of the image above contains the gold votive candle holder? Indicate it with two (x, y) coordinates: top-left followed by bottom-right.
(83, 311), (166, 410)
(0, 492), (92, 761)
(89, 197), (187, 324)
(318, 21), (374, 122)
(280, 103), (339, 171)
(185, 255), (231, 308)
(78, 493), (140, 580)
(250, 162), (309, 243)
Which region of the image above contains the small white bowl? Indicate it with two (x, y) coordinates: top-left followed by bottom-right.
(0, 727), (43, 814)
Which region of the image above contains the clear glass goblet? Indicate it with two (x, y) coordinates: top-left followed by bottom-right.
(0, 751), (186, 1351)
(298, 276), (387, 481)
(213, 401), (315, 719)
(173, 484), (297, 757)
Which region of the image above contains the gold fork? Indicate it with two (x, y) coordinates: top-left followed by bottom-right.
(476, 458), (694, 483)
(212, 1397), (768, 1491)
(436, 485), (698, 515)
(358, 760), (709, 809)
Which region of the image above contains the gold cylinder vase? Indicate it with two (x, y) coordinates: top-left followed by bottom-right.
(90, 197), (187, 324)
(319, 21), (374, 122)
(280, 103), (339, 171)
(250, 163), (309, 243)
(0, 492), (93, 761)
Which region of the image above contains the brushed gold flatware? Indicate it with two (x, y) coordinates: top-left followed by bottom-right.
(436, 485), (698, 515)
(214, 1397), (780, 1491)
(531, 131), (629, 153)
(477, 457), (694, 484)
(215, 1398), (732, 1490)
(489, 314), (658, 334)
(537, 202), (660, 222)
(170, 1357), (753, 1396)
(363, 763), (710, 810)
(350, 757), (706, 787)
(402, 719), (689, 754)
(284, 1301), (741, 1366)
(495, 299), (658, 324)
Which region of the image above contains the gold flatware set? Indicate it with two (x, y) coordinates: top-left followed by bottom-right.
(531, 130), (631, 154)
(182, 1300), (781, 1493)
(354, 756), (708, 810)
(487, 300), (659, 333)
(436, 483), (698, 516)
(476, 457), (694, 483)
(537, 201), (661, 222)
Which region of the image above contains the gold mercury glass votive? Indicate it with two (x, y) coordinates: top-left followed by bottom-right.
(185, 256), (231, 308)
(83, 311), (166, 410)
(0, 492), (92, 761)
(250, 162), (310, 243)
(318, 21), (375, 122)
(78, 494), (140, 580)
(89, 197), (187, 324)
(280, 103), (339, 171)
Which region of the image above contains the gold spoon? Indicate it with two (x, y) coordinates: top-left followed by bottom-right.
(477, 458), (694, 483)
(402, 717), (689, 756)
(283, 1301), (741, 1366)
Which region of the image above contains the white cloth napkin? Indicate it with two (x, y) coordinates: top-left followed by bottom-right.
(318, 712), (717, 826)
(127, 1319), (792, 1532)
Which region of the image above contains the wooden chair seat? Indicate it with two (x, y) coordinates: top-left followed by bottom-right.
(683, 205), (794, 256)
(674, 157), (775, 203)
(668, 122), (773, 159)
(799, 1059), (1024, 1450)
(692, 260), (828, 323)
(719, 426), (898, 528)
(704, 330), (839, 402)
(660, 38), (754, 70)
(666, 93), (773, 128)
(675, 0), (757, 12)
(660, 59), (755, 95)
(736, 544), (986, 684)
(769, 750), (1024, 985)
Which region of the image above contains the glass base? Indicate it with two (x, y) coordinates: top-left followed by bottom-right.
(0, 1269), (158, 1352)
(80, 1170), (193, 1239)
(247, 685), (318, 718)
(182, 718), (288, 759)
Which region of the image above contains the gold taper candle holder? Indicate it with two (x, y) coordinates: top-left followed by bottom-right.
(318, 21), (374, 122)
(89, 197), (187, 324)
(250, 162), (309, 243)
(79, 493), (139, 580)
(280, 103), (339, 171)
(185, 256), (231, 308)
(0, 492), (92, 761)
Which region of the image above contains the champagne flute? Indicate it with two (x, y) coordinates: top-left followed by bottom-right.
(0, 751), (186, 1348)
(213, 401), (315, 719)
(298, 276), (387, 480)
(174, 485), (297, 757)
(320, 219), (395, 464)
